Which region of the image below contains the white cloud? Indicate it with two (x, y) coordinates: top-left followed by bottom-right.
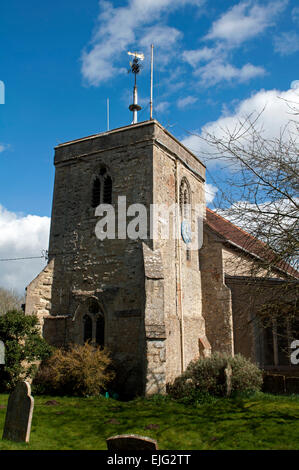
(205, 0), (287, 45)
(219, 198), (298, 233)
(156, 67), (186, 98)
(139, 25), (183, 68)
(274, 31), (299, 56)
(177, 95), (198, 109)
(182, 46), (266, 87)
(182, 85), (299, 163)
(139, 25), (182, 50)
(182, 2), (276, 88)
(155, 101), (170, 113)
(0, 205), (50, 294)
(182, 47), (215, 65)
(0, 144), (6, 153)
(181, 132), (202, 156)
(292, 6), (299, 24)
(195, 60), (265, 86)
(205, 183), (218, 204)
(81, 0), (204, 86)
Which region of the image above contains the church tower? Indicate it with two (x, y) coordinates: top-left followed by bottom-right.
(25, 120), (213, 396)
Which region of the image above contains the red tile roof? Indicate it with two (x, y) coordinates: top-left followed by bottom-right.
(206, 208), (299, 279)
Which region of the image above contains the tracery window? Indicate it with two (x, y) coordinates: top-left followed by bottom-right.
(96, 315), (105, 348)
(179, 177), (192, 262)
(91, 167), (112, 208)
(82, 299), (105, 348)
(179, 177), (191, 219)
(83, 314), (93, 343)
(261, 316), (299, 367)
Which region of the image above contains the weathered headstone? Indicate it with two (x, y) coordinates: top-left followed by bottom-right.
(2, 381), (34, 443)
(0, 340), (4, 365)
(224, 363), (232, 397)
(106, 434), (158, 451)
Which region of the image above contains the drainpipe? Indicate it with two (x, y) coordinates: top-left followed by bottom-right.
(175, 159), (185, 373)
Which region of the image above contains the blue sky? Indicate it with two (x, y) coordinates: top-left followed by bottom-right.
(0, 0), (299, 292)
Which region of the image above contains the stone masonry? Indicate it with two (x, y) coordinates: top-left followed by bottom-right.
(25, 120), (239, 396)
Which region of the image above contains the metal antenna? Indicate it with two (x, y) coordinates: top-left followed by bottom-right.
(107, 98), (109, 131)
(150, 44), (154, 120)
(128, 51), (144, 124)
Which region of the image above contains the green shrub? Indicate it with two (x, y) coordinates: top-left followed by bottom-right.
(31, 360), (59, 395)
(230, 354), (263, 394)
(0, 310), (52, 391)
(32, 342), (115, 397)
(167, 353), (263, 402)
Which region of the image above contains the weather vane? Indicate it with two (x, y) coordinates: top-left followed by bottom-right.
(128, 51), (144, 124)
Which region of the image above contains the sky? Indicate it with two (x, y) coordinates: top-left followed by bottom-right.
(0, 0), (299, 293)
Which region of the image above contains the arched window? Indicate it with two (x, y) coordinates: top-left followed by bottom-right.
(82, 299), (105, 347)
(88, 298), (99, 314)
(180, 177), (191, 219)
(103, 174), (112, 204)
(179, 177), (192, 262)
(96, 315), (105, 348)
(92, 178), (101, 208)
(83, 314), (93, 343)
(91, 167), (112, 208)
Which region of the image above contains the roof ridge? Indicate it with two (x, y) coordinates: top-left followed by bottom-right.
(206, 207), (299, 279)
(206, 207), (267, 246)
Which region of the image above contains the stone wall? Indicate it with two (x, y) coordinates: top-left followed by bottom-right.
(142, 243), (166, 394)
(28, 122), (158, 396)
(25, 259), (54, 327)
(223, 245), (283, 278)
(225, 276), (297, 367)
(152, 130), (209, 384)
(25, 120), (212, 395)
(200, 225), (234, 355)
(225, 277), (258, 363)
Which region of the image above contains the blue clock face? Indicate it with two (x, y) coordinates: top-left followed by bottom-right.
(181, 220), (192, 244)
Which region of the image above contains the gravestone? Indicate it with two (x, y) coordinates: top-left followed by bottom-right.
(0, 340), (4, 365)
(225, 363), (232, 397)
(2, 381), (34, 443)
(106, 434), (158, 451)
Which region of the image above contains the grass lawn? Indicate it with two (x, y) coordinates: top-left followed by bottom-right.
(0, 393), (298, 450)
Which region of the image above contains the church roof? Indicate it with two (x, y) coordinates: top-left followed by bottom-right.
(206, 208), (299, 279)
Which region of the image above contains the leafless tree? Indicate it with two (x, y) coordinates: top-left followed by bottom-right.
(192, 105), (299, 366)
(0, 287), (25, 316)
(200, 109), (298, 271)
